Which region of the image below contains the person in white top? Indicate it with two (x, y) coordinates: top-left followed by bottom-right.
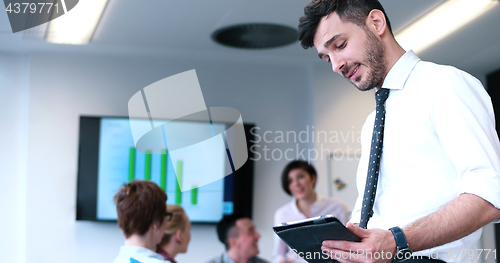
(112, 180), (171, 263)
(273, 160), (348, 263)
(297, 0), (500, 263)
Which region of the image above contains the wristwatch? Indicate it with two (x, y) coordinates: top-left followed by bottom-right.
(389, 226), (413, 262)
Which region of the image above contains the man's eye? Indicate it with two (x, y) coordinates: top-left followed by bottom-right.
(337, 41), (346, 49)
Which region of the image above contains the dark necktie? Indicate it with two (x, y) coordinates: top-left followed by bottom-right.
(359, 88), (390, 229)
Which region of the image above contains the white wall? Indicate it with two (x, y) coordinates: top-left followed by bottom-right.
(1, 52), (314, 263)
(0, 53), (29, 263)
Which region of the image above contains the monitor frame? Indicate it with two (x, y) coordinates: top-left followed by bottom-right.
(75, 115), (255, 223)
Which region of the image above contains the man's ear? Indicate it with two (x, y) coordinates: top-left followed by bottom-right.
(228, 236), (238, 248)
(366, 9), (387, 37)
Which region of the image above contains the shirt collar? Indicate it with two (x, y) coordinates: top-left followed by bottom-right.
(381, 50), (420, 91)
(315, 193), (326, 205)
(223, 252), (236, 263)
(291, 193), (323, 212)
(118, 246), (166, 260)
(224, 252), (261, 263)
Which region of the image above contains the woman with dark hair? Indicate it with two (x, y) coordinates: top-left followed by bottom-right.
(272, 160), (348, 263)
(112, 180), (170, 263)
(156, 205), (192, 263)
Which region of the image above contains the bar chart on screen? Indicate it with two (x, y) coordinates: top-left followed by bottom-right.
(96, 118), (226, 222)
(126, 147), (210, 206)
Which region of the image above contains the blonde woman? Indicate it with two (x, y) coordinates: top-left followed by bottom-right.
(156, 205), (192, 263)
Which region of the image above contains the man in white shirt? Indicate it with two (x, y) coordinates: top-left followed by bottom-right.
(297, 0), (500, 263)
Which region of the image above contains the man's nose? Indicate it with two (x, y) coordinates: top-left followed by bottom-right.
(331, 57), (346, 75)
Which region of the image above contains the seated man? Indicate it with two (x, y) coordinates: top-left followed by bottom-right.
(206, 214), (269, 263)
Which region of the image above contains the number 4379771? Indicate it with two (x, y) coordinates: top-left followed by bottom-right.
(5, 2), (60, 14)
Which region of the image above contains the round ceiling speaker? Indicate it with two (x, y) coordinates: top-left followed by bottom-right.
(212, 23), (298, 49)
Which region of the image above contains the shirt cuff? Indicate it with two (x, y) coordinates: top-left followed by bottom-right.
(461, 169), (500, 223)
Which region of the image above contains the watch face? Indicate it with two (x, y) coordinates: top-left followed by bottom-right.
(394, 248), (413, 262)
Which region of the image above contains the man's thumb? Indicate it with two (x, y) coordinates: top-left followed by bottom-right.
(346, 222), (368, 238)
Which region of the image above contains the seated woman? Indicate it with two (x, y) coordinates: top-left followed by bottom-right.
(112, 180), (170, 263)
(272, 160), (348, 263)
(156, 205), (192, 263)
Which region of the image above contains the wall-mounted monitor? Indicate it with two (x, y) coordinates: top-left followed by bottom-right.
(76, 116), (254, 223)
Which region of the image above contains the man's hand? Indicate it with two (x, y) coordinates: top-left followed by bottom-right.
(279, 259), (292, 263)
(321, 222), (397, 263)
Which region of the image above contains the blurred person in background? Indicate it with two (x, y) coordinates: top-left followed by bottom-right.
(273, 160), (348, 263)
(205, 214), (269, 263)
(112, 180), (170, 263)
(156, 205), (192, 263)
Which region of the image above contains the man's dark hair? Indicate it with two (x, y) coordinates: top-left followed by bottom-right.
(281, 160), (317, 196)
(216, 214), (247, 250)
(298, 0), (393, 49)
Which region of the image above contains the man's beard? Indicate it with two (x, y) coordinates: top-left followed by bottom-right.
(348, 29), (386, 91)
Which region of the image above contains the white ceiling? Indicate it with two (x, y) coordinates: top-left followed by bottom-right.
(1, 0), (500, 78)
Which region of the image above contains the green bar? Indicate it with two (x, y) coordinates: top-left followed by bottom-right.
(191, 186), (198, 205)
(175, 160), (183, 204)
(160, 150), (167, 191)
(128, 147), (136, 182)
(144, 150), (152, 180)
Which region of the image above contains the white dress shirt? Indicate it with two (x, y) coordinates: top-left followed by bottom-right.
(350, 51), (500, 263)
(112, 246), (170, 263)
(273, 194), (348, 263)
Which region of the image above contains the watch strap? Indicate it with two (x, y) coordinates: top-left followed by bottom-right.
(389, 226), (409, 250)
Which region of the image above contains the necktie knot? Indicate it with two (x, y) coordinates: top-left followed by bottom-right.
(376, 88), (390, 106)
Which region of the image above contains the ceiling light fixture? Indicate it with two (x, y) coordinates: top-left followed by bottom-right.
(46, 0), (108, 45)
(395, 0), (498, 54)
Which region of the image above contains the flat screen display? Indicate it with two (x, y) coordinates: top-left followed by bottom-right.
(76, 116), (254, 223)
